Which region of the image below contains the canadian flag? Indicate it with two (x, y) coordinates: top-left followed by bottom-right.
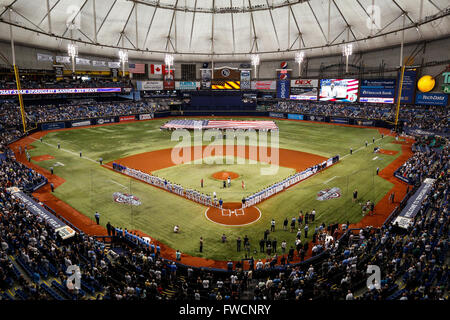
(150, 64), (165, 74)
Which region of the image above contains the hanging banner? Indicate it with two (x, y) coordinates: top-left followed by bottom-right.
(276, 71), (290, 99)
(240, 70), (251, 90)
(163, 70), (175, 90)
(37, 53), (53, 62)
(175, 81), (198, 90)
(137, 80), (164, 91)
(200, 69), (212, 89)
(56, 56), (70, 64)
(211, 80), (240, 90)
(93, 60), (107, 67)
(54, 67), (63, 80)
(108, 61), (121, 68)
(397, 69), (417, 104)
(76, 58), (91, 65)
(290, 79), (319, 100)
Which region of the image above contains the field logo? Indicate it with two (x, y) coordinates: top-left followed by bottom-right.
(113, 192), (142, 206)
(170, 126), (279, 175)
(316, 187), (341, 201)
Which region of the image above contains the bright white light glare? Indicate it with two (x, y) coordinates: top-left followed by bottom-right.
(251, 54), (260, 66)
(295, 51), (305, 64)
(67, 44), (78, 58)
(343, 43), (353, 57)
(165, 54), (174, 68)
(118, 50), (128, 63)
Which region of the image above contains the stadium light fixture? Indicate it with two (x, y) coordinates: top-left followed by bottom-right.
(251, 54), (260, 79)
(343, 43), (352, 73)
(118, 50), (128, 78)
(67, 43), (78, 75)
(295, 51), (305, 77)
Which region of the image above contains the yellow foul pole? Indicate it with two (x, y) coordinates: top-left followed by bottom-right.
(395, 65), (406, 131)
(13, 65), (27, 133)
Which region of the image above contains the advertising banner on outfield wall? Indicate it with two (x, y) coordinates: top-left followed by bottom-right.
(119, 116), (136, 122)
(71, 120), (92, 127)
(269, 112), (285, 118)
(290, 79), (319, 100)
(96, 118), (116, 125)
(356, 119), (375, 126)
(277, 71), (290, 99)
(252, 81), (277, 90)
(287, 114), (304, 120)
(415, 92), (448, 106)
(139, 114), (154, 120)
(41, 122), (65, 130)
(308, 115), (325, 122)
(359, 79), (396, 103)
(330, 117), (349, 124)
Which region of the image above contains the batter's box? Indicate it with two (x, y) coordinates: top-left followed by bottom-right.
(234, 209), (245, 216)
(221, 209), (231, 216)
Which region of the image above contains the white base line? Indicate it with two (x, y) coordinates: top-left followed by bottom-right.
(323, 176), (338, 184)
(29, 137), (112, 168)
(109, 180), (128, 189)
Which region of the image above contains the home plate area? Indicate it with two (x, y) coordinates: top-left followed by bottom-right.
(205, 202), (261, 226)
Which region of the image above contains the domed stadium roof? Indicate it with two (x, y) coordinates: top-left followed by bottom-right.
(0, 0), (449, 62)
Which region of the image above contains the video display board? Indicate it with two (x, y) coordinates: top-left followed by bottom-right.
(319, 79), (359, 102)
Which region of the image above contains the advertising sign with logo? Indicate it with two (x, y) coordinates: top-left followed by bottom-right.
(163, 70), (175, 90)
(317, 187), (341, 201)
(240, 70), (251, 90)
(200, 69), (212, 89)
(290, 79), (319, 100)
(356, 119), (375, 126)
(96, 118), (116, 125)
(176, 81), (198, 90)
(359, 79), (396, 103)
(139, 113), (154, 120)
(319, 79), (359, 102)
(330, 117), (349, 124)
(397, 69), (417, 104)
(277, 71), (290, 99)
(137, 81), (164, 91)
(213, 67), (240, 80)
(251, 81), (277, 90)
(269, 112), (285, 118)
(415, 92), (448, 106)
(71, 120), (92, 127)
(119, 116), (136, 122)
(42, 122), (65, 130)
(308, 115), (325, 122)
(287, 114), (304, 120)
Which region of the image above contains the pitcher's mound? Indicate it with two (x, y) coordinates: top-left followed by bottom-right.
(211, 171), (239, 180)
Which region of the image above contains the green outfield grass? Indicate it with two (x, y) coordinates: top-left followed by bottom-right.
(28, 117), (401, 261)
(153, 155), (296, 202)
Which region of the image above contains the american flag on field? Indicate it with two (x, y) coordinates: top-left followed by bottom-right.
(160, 120), (278, 130)
(128, 63), (146, 74)
(206, 120), (278, 130)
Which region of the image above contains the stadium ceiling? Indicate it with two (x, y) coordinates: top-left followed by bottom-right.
(0, 0), (449, 62)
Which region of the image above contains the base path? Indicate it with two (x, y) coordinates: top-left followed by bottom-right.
(211, 171), (239, 180)
(205, 202), (261, 226)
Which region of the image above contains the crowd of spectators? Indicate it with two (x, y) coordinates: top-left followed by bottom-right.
(268, 101), (449, 135)
(0, 101), (170, 127)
